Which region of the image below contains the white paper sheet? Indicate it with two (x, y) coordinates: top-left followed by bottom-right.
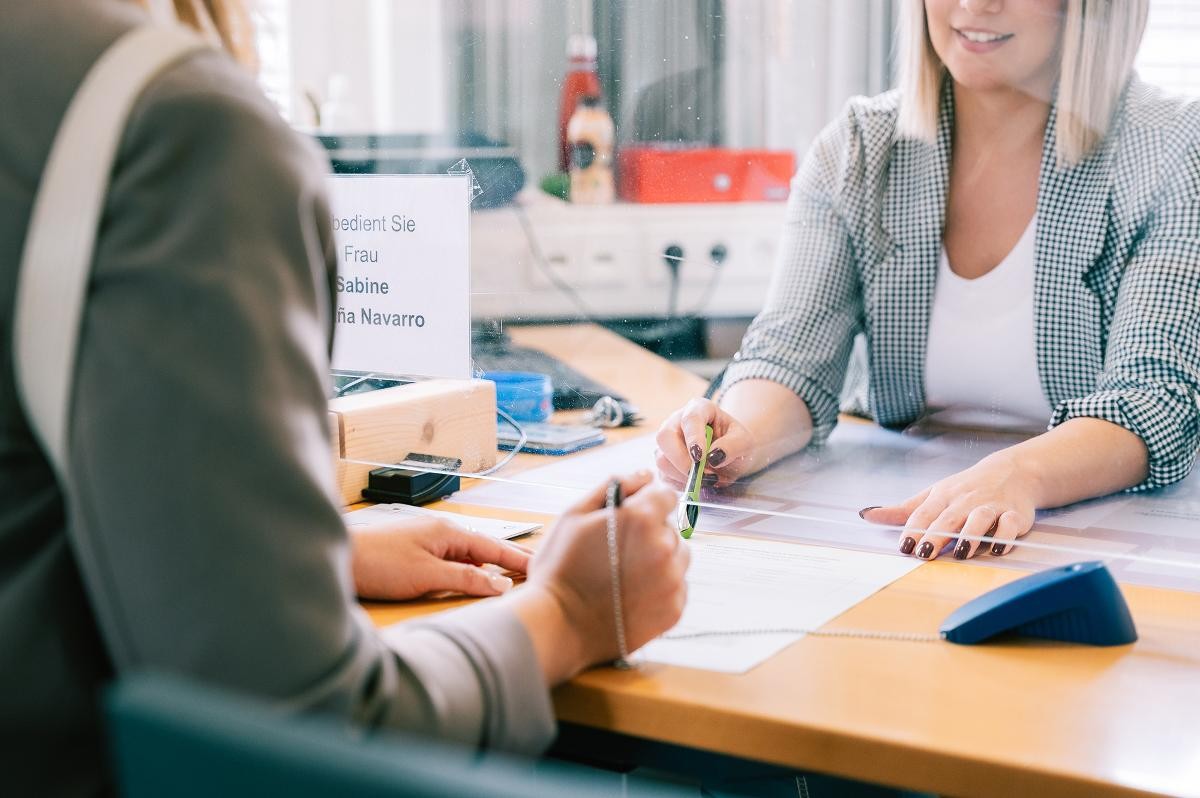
(454, 436), (657, 514)
(343, 503), (540, 540)
(635, 534), (923, 674)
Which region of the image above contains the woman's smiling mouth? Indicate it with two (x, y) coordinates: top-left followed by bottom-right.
(955, 26), (1015, 53)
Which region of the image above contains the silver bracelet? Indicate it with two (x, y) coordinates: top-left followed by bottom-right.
(606, 480), (633, 669)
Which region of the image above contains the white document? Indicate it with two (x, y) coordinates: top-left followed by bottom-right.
(455, 436), (658, 515)
(343, 503), (539, 540)
(636, 534), (923, 674)
(327, 174), (471, 379)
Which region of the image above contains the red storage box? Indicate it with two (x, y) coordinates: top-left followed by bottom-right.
(617, 146), (795, 203)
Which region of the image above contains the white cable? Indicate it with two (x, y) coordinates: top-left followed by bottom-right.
(481, 408), (527, 476)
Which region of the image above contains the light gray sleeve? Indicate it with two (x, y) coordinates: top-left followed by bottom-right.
(720, 107), (865, 445)
(64, 49), (554, 754)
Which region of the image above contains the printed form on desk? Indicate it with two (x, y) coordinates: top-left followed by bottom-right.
(637, 534), (922, 674)
(455, 436), (657, 515)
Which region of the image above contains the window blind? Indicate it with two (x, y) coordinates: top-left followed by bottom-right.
(1136, 0), (1200, 98)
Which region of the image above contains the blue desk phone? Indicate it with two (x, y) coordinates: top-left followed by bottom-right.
(941, 561), (1137, 646)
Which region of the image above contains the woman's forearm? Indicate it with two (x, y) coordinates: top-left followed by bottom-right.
(992, 416), (1150, 508)
(719, 379), (814, 471)
(509, 586), (591, 685)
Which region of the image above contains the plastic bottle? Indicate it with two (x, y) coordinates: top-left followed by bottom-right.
(557, 33), (602, 173)
(567, 95), (615, 204)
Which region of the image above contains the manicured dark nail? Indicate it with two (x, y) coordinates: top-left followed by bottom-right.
(707, 448), (726, 467)
(954, 540), (971, 560)
(701, 473), (718, 487)
(917, 541), (935, 559)
(858, 505), (882, 520)
(992, 542), (1007, 556)
(899, 537), (916, 555)
(689, 444), (703, 463)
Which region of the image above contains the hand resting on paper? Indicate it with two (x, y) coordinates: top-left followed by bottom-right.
(349, 517), (532, 600)
(350, 472), (691, 684)
(860, 418), (1150, 561)
(859, 452), (1039, 562)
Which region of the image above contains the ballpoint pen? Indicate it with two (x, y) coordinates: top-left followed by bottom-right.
(676, 424), (713, 539)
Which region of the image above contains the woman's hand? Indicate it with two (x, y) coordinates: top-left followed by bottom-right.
(350, 518), (531, 601)
(516, 470), (690, 681)
(860, 450), (1039, 561)
(655, 398), (760, 489)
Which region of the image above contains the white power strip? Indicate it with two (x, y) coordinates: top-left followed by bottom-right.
(470, 193), (787, 320)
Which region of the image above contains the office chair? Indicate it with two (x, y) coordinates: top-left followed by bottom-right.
(105, 673), (689, 798)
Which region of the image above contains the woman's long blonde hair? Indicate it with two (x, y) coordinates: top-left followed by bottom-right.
(896, 0), (1149, 165)
(137, 0), (258, 70)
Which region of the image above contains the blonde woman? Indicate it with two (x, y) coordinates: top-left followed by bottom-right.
(0, 1), (688, 794)
(658, 0), (1200, 561)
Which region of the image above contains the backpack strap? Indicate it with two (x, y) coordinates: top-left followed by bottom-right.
(13, 26), (209, 476)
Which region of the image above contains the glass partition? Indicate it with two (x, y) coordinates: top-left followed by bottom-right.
(259, 1), (1200, 626)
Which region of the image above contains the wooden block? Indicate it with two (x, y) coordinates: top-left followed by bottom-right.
(329, 410), (370, 507)
(329, 411), (344, 457)
(334, 460), (377, 508)
(328, 379), (497, 506)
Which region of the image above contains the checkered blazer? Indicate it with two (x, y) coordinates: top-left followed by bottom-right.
(723, 77), (1200, 490)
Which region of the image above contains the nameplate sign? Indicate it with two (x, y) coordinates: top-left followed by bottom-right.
(327, 174), (471, 379)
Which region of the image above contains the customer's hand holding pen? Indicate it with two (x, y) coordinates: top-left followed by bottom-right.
(514, 471), (690, 681)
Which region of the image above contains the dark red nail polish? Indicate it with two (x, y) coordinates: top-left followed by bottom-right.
(899, 537), (916, 555)
(701, 473), (718, 487)
(954, 540), (971, 560)
(708, 448), (726, 467)
(917, 541), (935, 559)
(992, 542), (1007, 556)
(858, 505), (882, 520)
(689, 444), (702, 463)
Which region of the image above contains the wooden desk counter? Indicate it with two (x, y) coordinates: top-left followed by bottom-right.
(364, 325), (1200, 798)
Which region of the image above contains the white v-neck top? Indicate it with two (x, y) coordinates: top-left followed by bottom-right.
(924, 217), (1053, 430)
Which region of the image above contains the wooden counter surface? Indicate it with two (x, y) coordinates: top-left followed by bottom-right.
(364, 324), (1200, 798)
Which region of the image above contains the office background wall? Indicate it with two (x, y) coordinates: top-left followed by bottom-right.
(255, 1), (897, 341)
(267, 2), (894, 177)
(250, 1), (1200, 358)
(259, 1), (1200, 155)
(447, 0), (895, 183)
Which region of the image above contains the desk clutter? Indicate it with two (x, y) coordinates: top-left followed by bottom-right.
(327, 335), (645, 505)
(328, 379), (497, 506)
(471, 323), (634, 413)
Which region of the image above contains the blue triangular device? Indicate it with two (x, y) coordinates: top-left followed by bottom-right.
(940, 562), (1137, 646)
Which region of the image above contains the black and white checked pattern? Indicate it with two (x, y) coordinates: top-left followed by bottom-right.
(724, 77), (1200, 491)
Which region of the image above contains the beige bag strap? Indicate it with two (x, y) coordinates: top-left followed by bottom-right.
(13, 26), (208, 476)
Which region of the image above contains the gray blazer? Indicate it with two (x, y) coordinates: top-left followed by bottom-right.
(0, 3), (551, 795)
(724, 78), (1200, 490)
